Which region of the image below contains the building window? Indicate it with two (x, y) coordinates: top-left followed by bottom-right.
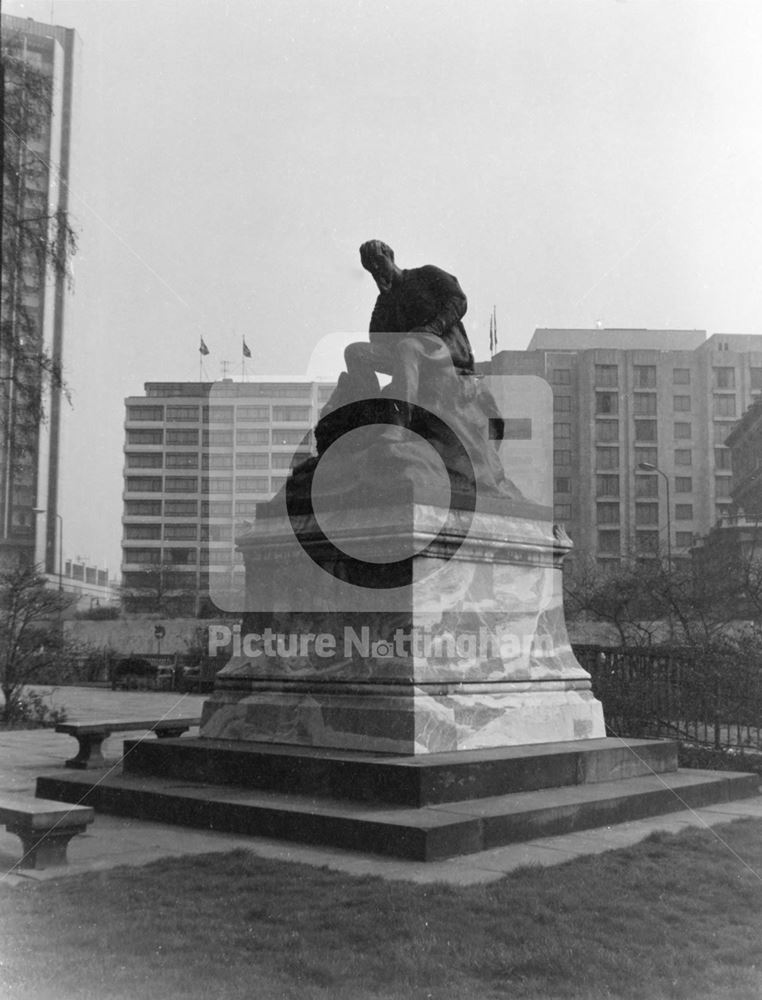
(202, 501), (231, 517)
(715, 477), (732, 498)
(633, 394), (657, 416)
(272, 452), (310, 469)
(674, 504), (693, 520)
(204, 454), (232, 470)
(713, 422), (736, 445)
(635, 420), (657, 442)
(203, 477), (232, 494)
(596, 420), (619, 443)
(713, 395), (737, 418)
(125, 453), (163, 469)
(751, 368), (762, 390)
(675, 477), (692, 493)
(553, 423), (571, 439)
(165, 500), (197, 516)
(122, 548), (161, 565)
(272, 406), (311, 422)
(633, 366), (657, 388)
(166, 429), (198, 445)
(127, 429), (163, 445)
(554, 450), (571, 466)
(673, 396), (691, 412)
(674, 422), (692, 440)
(635, 503), (659, 526)
(594, 365), (618, 387)
(554, 504), (571, 520)
(675, 531), (694, 549)
(207, 406), (234, 424)
(164, 548), (197, 565)
(674, 450), (692, 466)
(635, 476), (658, 499)
(235, 476), (269, 492)
(126, 405), (163, 421)
(716, 503), (733, 520)
(125, 500), (162, 516)
(125, 477), (162, 493)
(673, 368), (691, 385)
(713, 367), (736, 389)
(596, 474), (620, 497)
(203, 430), (233, 447)
(596, 448), (619, 470)
(714, 448), (732, 471)
(596, 502), (620, 525)
(635, 447), (657, 468)
(597, 530), (620, 554)
(124, 524), (161, 540)
(555, 477), (571, 494)
(237, 405), (270, 422)
(200, 524), (232, 542)
(235, 500), (259, 516)
(164, 524), (197, 540)
(550, 369), (571, 385)
(166, 476), (198, 493)
(166, 406), (199, 422)
(553, 395), (571, 413)
(595, 393), (618, 415)
(237, 429), (269, 445)
(166, 453), (199, 468)
(237, 453), (269, 469)
(271, 475), (289, 491)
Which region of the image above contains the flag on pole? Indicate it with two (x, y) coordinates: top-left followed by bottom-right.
(489, 309), (495, 356)
(491, 306), (498, 355)
(242, 338), (252, 359)
(199, 337), (210, 356)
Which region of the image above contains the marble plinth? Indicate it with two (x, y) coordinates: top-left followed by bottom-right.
(200, 502), (605, 754)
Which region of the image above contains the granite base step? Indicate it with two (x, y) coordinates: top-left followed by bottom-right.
(36, 766), (760, 862)
(117, 736), (679, 807)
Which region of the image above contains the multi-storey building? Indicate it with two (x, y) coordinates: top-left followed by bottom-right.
(0, 15), (77, 572)
(726, 396), (762, 520)
(490, 329), (762, 567)
(121, 378), (335, 613)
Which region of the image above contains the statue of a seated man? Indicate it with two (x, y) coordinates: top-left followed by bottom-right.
(342, 240), (475, 424)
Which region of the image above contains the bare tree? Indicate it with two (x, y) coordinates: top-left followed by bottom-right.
(0, 563), (73, 723)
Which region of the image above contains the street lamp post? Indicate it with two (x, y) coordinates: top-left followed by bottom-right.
(637, 462), (671, 565)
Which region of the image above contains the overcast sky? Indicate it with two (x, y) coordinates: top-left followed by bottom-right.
(8, 0), (762, 571)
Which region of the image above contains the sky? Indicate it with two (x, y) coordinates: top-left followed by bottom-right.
(7, 0), (762, 572)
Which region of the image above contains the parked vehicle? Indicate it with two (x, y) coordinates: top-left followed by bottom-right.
(110, 657), (175, 691)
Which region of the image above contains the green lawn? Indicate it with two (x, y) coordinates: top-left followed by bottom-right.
(1, 819), (761, 1000)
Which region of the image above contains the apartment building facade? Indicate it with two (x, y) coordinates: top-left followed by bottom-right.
(491, 330), (762, 566)
(0, 15), (78, 572)
(121, 378), (335, 613)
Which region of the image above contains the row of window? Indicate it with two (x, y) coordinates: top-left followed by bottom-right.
(122, 548), (240, 566)
(125, 476), (289, 494)
(553, 447), (734, 470)
(596, 530), (697, 555)
(127, 405), (313, 423)
(554, 471), (729, 499)
(124, 524), (235, 541)
(126, 428), (311, 446)
(556, 396), (738, 424)
(554, 503), (698, 525)
(125, 499), (259, 517)
(125, 452), (309, 471)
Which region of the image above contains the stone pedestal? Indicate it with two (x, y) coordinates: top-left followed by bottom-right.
(200, 500), (605, 754)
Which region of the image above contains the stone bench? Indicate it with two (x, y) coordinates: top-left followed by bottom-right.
(0, 794), (94, 869)
(56, 718), (201, 770)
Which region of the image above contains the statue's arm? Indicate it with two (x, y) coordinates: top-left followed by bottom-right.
(369, 295), (392, 338)
(412, 267), (467, 337)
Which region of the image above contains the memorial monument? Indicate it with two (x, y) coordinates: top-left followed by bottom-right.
(38, 243), (756, 862)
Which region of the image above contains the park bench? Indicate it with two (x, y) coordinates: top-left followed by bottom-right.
(56, 717), (201, 770)
(0, 794), (94, 869)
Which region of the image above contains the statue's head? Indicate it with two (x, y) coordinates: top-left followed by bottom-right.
(360, 240), (397, 293)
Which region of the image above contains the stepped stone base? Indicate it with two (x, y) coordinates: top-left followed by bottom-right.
(36, 737), (760, 862)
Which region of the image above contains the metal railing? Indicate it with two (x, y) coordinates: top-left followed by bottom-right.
(576, 644), (762, 751)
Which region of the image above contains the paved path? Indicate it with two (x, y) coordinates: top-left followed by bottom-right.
(1, 685), (761, 887)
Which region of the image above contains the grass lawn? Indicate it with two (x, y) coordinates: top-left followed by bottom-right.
(1, 819), (761, 1000)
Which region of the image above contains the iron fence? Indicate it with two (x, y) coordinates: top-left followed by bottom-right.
(576, 644), (762, 751)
